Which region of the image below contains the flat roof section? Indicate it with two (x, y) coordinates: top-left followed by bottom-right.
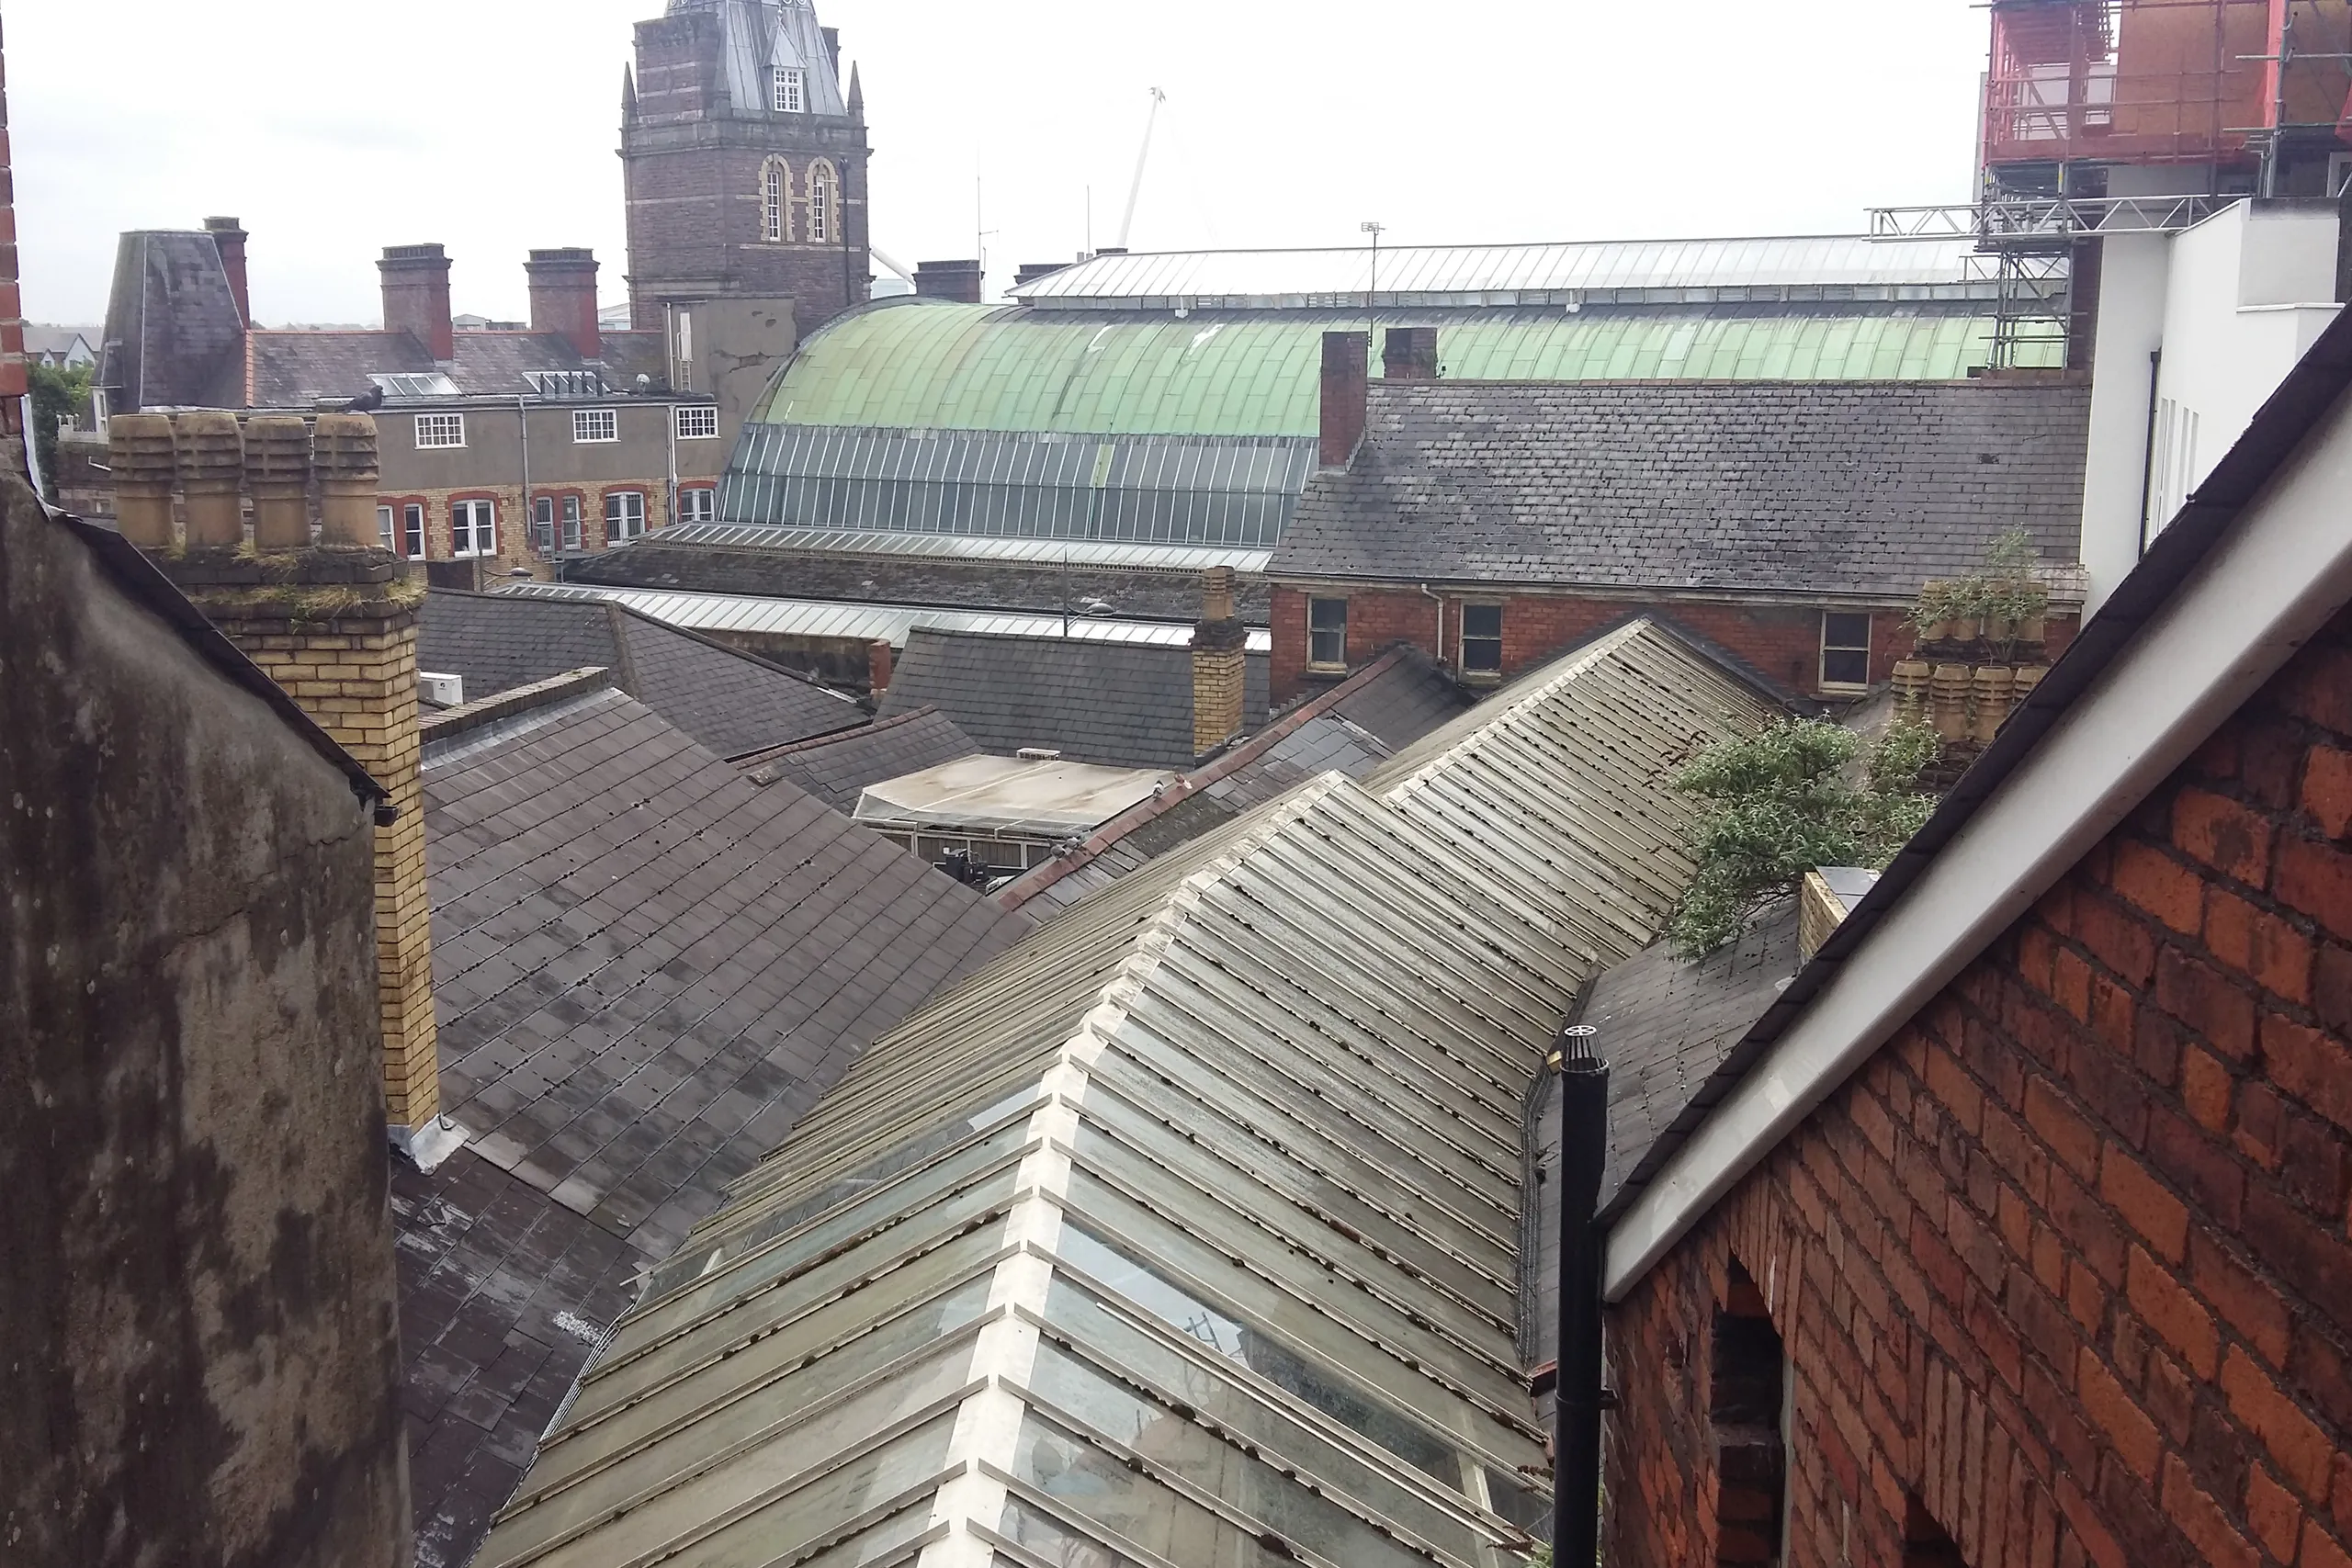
(854, 753), (1175, 840)
(498, 581), (1273, 652)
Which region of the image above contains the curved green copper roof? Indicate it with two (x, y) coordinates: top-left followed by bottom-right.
(752, 299), (2052, 438)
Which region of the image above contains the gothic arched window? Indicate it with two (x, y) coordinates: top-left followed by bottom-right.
(807, 160), (838, 244)
(761, 158), (791, 243)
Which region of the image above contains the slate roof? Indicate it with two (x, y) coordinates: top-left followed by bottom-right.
(733, 705), (980, 813)
(877, 626), (1271, 770)
(244, 331), (644, 408)
(399, 686), (1033, 1566)
(99, 231), (248, 411)
(1275, 379), (2094, 598)
(420, 589), (865, 759)
(567, 530), (1274, 625)
(1001, 646), (1475, 918)
(1525, 901), (1802, 1374)
(466, 618), (1780, 1568)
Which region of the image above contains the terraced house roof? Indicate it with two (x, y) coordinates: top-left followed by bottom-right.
(468, 619), (1781, 1568)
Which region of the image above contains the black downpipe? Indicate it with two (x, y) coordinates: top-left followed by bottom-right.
(2137, 348), (2163, 558)
(1553, 1024), (1609, 1566)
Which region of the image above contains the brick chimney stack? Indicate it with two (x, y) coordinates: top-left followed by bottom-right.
(1319, 332), (1370, 469)
(379, 243), (455, 362)
(914, 259), (985, 303)
(526, 247), (601, 361)
(1191, 566), (1249, 757)
(867, 637), (895, 695)
(109, 412), (447, 1154)
(205, 217), (251, 327)
(1383, 326), (1438, 380)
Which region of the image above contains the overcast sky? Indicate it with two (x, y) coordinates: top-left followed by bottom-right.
(12, 0), (1989, 327)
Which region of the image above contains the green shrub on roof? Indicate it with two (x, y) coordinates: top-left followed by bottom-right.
(1668, 717), (1936, 957)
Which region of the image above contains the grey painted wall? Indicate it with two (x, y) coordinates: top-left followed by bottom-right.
(0, 476), (411, 1568)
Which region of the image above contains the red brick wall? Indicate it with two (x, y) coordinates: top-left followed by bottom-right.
(1607, 607), (2352, 1568)
(1267, 585), (2081, 704)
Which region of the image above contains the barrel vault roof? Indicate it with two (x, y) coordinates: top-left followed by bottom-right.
(750, 299), (2060, 441)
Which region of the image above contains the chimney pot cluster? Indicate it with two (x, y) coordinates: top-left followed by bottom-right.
(106, 411), (385, 552)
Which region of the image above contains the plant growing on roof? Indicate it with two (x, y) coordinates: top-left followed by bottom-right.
(1667, 717), (1938, 957)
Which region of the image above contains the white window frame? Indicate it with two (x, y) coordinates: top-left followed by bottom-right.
(378, 504), (397, 553)
(678, 485), (718, 525)
(605, 490), (647, 544)
(774, 66), (805, 114)
(674, 403), (719, 441)
(571, 407), (618, 445)
(1820, 610), (1874, 693)
(560, 493), (582, 552)
(1460, 603), (1505, 677)
(451, 499), (497, 558)
(414, 412), (465, 449)
(401, 502), (425, 560)
(807, 161), (835, 244)
(531, 495), (557, 555)
(762, 160), (788, 243)
(1307, 597), (1348, 671)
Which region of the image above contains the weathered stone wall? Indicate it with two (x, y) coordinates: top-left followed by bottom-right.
(0, 478), (411, 1568)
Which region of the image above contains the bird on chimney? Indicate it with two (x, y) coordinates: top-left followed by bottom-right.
(346, 385), (388, 414)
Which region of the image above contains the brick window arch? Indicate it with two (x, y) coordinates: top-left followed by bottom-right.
(806, 159), (838, 244)
(761, 158), (791, 243)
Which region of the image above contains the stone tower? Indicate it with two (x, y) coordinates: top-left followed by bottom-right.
(622, 0), (871, 332)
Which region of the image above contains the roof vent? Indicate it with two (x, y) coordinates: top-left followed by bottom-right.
(1016, 748), (1062, 762)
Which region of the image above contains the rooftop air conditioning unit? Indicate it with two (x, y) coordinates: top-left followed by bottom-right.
(1016, 748), (1063, 761)
(419, 671), (466, 708)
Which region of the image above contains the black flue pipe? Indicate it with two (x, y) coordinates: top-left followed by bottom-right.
(1553, 1024), (1609, 1567)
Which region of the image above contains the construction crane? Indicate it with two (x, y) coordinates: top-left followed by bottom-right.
(1114, 87), (1168, 252)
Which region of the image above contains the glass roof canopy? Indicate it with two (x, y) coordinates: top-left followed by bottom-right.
(469, 621), (1781, 1568)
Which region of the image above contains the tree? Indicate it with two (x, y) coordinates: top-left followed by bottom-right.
(1668, 717), (1937, 956)
(29, 361), (93, 494)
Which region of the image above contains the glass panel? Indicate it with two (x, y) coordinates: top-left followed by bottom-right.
(576, 1221), (1006, 1428)
(503, 1330), (979, 1562)
(649, 1114), (1031, 1300)
(563, 1411), (958, 1568)
(1485, 1465), (1550, 1536)
(793, 1502), (936, 1568)
(1007, 1427), (1301, 1568)
(542, 1269), (994, 1493)
(1043, 1277), (1487, 1556)
(998, 1498), (1149, 1568)
(1012, 1380), (1430, 1568)
(596, 1176), (1013, 1378)
(1070, 1103), (1510, 1337)
(1054, 1218), (1466, 1488)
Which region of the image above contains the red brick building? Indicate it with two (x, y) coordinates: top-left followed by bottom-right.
(622, 0), (871, 332)
(1268, 334), (2091, 705)
(1587, 313), (2352, 1568)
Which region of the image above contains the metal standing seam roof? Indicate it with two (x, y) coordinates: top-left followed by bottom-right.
(748, 301), (2061, 442)
(495, 581), (1272, 653)
(648, 522), (1274, 575)
(1011, 237), (2010, 306)
(468, 619), (1779, 1568)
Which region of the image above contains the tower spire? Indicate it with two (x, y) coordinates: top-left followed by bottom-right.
(847, 61), (863, 117)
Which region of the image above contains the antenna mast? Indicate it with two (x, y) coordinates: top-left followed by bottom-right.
(1115, 87), (1168, 250)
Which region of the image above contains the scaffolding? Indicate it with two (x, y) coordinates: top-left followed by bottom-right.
(1982, 0), (2352, 183)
